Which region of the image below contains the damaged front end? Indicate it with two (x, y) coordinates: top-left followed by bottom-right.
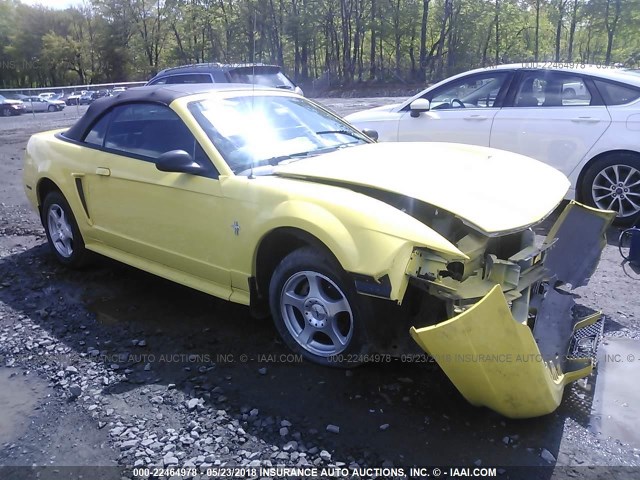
(406, 201), (615, 418)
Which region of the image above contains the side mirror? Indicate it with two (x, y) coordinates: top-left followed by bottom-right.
(361, 128), (379, 141)
(409, 98), (431, 118)
(156, 150), (202, 175)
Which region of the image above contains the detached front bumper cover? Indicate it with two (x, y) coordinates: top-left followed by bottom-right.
(410, 202), (615, 418)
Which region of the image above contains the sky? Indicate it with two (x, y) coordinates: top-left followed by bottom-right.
(21, 0), (83, 10)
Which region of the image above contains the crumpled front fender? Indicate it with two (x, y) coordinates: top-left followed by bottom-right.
(409, 201), (615, 418)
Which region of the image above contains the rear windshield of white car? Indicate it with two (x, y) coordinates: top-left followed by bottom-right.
(228, 68), (296, 91)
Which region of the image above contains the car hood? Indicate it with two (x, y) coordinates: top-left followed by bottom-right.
(2, 99), (23, 105)
(345, 103), (401, 122)
(274, 142), (570, 235)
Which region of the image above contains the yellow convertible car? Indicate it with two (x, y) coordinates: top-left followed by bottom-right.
(23, 85), (614, 418)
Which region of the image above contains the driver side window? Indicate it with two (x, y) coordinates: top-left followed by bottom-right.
(428, 72), (509, 110)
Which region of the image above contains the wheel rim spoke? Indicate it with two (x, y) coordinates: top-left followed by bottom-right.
(613, 165), (621, 184)
(325, 297), (351, 317)
(626, 196), (640, 210)
(297, 324), (315, 346)
(282, 290), (306, 313)
(599, 169), (615, 187)
(305, 272), (326, 301)
(594, 192), (613, 202)
(325, 320), (348, 347)
(622, 168), (637, 186)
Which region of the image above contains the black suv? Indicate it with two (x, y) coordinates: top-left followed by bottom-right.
(146, 63), (303, 95)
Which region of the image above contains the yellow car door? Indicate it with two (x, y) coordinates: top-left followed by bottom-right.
(80, 102), (232, 299)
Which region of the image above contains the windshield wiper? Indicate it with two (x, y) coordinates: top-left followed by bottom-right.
(266, 150), (319, 166)
(237, 143), (359, 177)
(236, 151), (320, 176)
(315, 129), (364, 140)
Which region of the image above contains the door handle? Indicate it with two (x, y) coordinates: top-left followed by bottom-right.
(96, 167), (111, 176)
(464, 115), (488, 121)
(571, 117), (599, 123)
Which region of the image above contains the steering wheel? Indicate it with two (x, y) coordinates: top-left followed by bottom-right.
(451, 98), (465, 108)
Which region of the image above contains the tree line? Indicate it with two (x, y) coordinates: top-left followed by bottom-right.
(0, 0), (638, 89)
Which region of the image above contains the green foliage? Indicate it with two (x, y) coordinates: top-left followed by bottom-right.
(0, 0), (638, 88)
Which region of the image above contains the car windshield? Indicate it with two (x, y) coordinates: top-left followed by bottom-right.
(189, 95), (369, 175)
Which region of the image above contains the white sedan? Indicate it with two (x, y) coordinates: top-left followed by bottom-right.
(23, 96), (66, 113)
(346, 64), (640, 223)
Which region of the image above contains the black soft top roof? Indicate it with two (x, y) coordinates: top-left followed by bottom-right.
(63, 83), (269, 141)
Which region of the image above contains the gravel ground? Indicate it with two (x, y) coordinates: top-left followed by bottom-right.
(0, 101), (639, 480)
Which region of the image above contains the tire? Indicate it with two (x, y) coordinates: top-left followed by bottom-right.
(1, 107), (11, 117)
(580, 153), (640, 226)
(41, 191), (91, 268)
(269, 247), (371, 367)
(48, 105), (55, 112)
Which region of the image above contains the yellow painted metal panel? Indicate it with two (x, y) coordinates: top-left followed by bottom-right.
(410, 285), (593, 418)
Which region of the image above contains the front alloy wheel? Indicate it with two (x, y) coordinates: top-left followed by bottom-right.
(269, 247), (370, 367)
(583, 154), (640, 225)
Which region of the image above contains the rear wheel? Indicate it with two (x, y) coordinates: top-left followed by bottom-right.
(581, 153), (640, 225)
(1, 107), (11, 117)
(269, 247), (371, 367)
(42, 191), (91, 268)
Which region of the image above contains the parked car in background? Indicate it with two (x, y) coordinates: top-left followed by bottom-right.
(23, 84), (614, 418)
(66, 91), (87, 105)
(346, 64), (640, 224)
(6, 93), (29, 101)
(79, 91), (95, 105)
(38, 92), (57, 99)
(22, 96), (66, 112)
(112, 86), (127, 93)
(146, 63), (304, 95)
(91, 89), (110, 101)
(0, 94), (26, 116)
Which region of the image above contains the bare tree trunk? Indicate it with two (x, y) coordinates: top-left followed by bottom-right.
(482, 19), (494, 67)
(418, 0), (430, 81)
(534, 0), (541, 61)
(392, 0), (401, 75)
(435, 0), (452, 79)
(567, 0), (578, 61)
(494, 0), (500, 64)
(604, 0), (621, 64)
(369, 0), (376, 79)
(554, 0), (565, 62)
